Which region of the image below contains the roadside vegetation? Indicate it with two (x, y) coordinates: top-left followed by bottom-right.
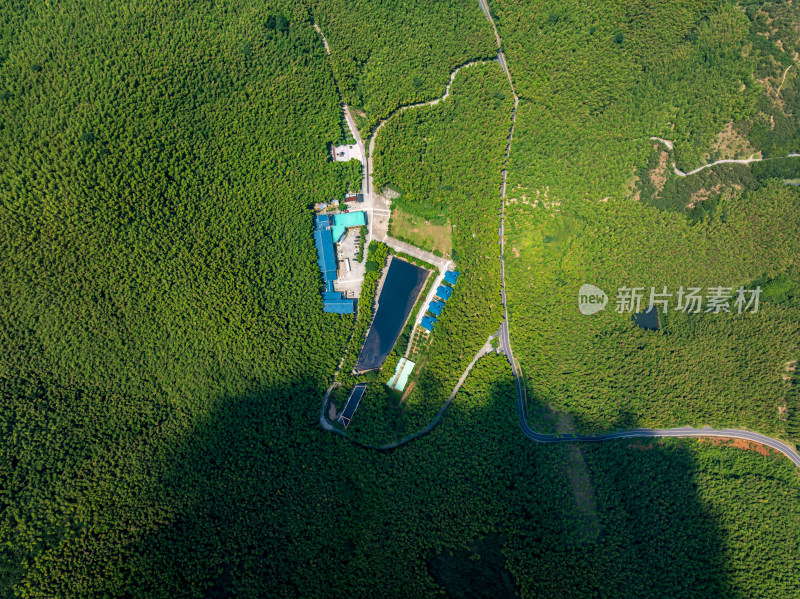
(495, 0), (799, 208)
(357, 62), (511, 439)
(309, 0), (497, 135)
(496, 0), (800, 440)
(505, 183), (800, 437)
(337, 241), (390, 387)
(355, 225), (367, 262)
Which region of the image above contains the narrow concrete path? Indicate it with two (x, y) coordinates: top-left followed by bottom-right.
(320, 338), (495, 449)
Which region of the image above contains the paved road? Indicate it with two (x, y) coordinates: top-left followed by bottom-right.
(486, 3), (800, 470)
(384, 237), (450, 269)
(364, 59), (492, 246)
(320, 337), (495, 449)
(517, 419), (800, 468)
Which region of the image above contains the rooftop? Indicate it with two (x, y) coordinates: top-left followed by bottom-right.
(435, 285), (453, 301)
(386, 358), (416, 392)
(331, 211), (367, 243)
(421, 315), (437, 332)
(428, 300), (444, 316)
(443, 270), (460, 285)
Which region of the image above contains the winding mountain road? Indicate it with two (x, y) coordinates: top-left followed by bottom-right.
(313, 11), (800, 470)
(484, 6), (800, 469)
(649, 136), (800, 177)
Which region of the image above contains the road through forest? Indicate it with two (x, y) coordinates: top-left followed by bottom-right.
(313, 7), (800, 469)
(649, 136), (800, 176)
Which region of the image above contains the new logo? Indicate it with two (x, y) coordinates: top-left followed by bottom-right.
(578, 284), (608, 315)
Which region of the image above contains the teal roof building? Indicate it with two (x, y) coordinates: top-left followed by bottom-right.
(331, 211), (367, 242)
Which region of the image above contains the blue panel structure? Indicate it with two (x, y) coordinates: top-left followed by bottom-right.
(314, 211), (361, 314)
(428, 300), (444, 316)
(338, 383), (367, 428)
(314, 228), (337, 275)
(435, 285), (453, 301)
(443, 270), (460, 285)
(420, 315), (437, 331)
(323, 299), (357, 314)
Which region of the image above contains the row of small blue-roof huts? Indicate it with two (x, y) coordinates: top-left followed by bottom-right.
(420, 270), (459, 332)
(312, 211), (367, 314)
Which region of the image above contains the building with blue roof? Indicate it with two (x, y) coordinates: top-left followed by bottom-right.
(428, 300), (444, 316)
(323, 298), (358, 313)
(435, 285), (453, 301)
(421, 315), (437, 332)
(443, 270), (460, 285)
(314, 227), (337, 293)
(313, 213), (358, 313)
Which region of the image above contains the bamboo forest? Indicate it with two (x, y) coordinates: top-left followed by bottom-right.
(2, 0), (800, 597)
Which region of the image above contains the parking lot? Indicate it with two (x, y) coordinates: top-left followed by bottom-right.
(334, 226), (366, 298)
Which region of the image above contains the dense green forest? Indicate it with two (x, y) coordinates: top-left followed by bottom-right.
(2, 0), (800, 596)
(0, 0), (355, 594)
(6, 347), (800, 596)
(309, 0), (497, 135)
(0, 0), (356, 408)
(505, 183), (800, 437)
(495, 0), (799, 207)
(494, 0), (800, 437)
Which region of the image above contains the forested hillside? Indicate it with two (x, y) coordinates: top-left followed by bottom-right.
(0, 0), (356, 406)
(0, 0), (355, 594)
(2, 0), (800, 596)
(496, 0), (800, 438)
(309, 0), (497, 135)
(495, 0), (799, 206)
(505, 184), (800, 436)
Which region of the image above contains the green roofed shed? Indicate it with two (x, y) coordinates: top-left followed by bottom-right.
(386, 358), (416, 392)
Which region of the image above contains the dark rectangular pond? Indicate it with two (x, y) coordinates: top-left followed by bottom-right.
(632, 306), (661, 331)
(356, 258), (428, 371)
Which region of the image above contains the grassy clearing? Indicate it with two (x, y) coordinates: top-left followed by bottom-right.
(390, 205), (452, 257)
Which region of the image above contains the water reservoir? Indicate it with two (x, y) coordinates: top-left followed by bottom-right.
(356, 258), (428, 371)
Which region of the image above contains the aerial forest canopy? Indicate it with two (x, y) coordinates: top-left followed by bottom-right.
(496, 0), (800, 440)
(1, 0), (800, 597)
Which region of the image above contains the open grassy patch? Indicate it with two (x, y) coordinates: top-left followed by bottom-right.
(390, 204), (452, 258)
